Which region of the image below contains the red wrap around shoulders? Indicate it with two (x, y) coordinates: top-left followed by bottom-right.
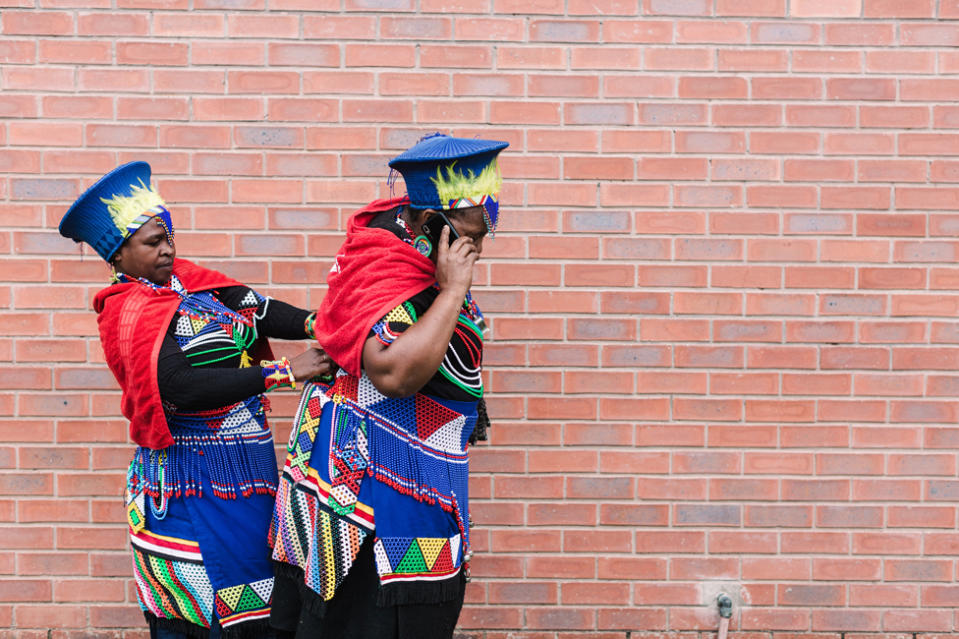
(93, 258), (272, 449)
(314, 197), (436, 377)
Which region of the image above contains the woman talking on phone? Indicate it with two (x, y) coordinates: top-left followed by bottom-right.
(269, 133), (507, 639)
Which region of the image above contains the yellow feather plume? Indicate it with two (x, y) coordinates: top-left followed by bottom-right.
(431, 160), (502, 205)
(101, 180), (166, 237)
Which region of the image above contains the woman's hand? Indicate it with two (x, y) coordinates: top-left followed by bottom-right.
(288, 347), (337, 381)
(434, 225), (478, 296)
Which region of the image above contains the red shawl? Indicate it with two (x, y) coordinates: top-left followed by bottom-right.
(93, 258), (273, 449)
(314, 197), (436, 377)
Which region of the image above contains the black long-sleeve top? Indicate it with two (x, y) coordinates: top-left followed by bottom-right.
(156, 285), (311, 412)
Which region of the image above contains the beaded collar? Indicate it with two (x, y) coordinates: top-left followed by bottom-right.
(115, 272), (252, 328)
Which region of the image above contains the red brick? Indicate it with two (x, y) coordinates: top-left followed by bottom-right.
(886, 559), (953, 582)
(751, 131), (821, 155)
(191, 41), (265, 66)
(38, 39), (111, 64)
(4, 67), (76, 92)
(901, 23), (959, 46)
(572, 45), (640, 70)
(564, 157), (633, 180)
(785, 159), (854, 182)
(861, 105), (929, 129)
(116, 97), (190, 121)
(717, 47), (788, 72)
(0, 39), (37, 64)
(672, 557), (739, 580)
(790, 0), (861, 14)
(117, 41), (188, 66)
(753, 77), (824, 100)
(152, 12), (224, 36)
(420, 44), (492, 69)
(678, 75), (748, 99)
(716, 0), (786, 18)
(826, 22), (893, 46)
(849, 584), (918, 607)
(10, 123), (83, 147)
(868, 50), (936, 74)
(779, 584), (845, 606)
(679, 20), (748, 44)
(794, 50), (862, 73)
(227, 70), (297, 95)
(451, 73), (523, 98)
(782, 531), (850, 554)
(853, 532), (924, 555)
(901, 133), (959, 156)
(645, 46), (714, 71)
(3, 10), (74, 35)
(452, 16), (521, 40)
(227, 14), (298, 38)
(865, 0), (933, 16)
(750, 21), (820, 44)
(458, 606), (523, 629)
(817, 505), (884, 528)
(676, 131), (745, 154)
(598, 608), (667, 631)
(823, 133), (895, 156)
(18, 552), (89, 576)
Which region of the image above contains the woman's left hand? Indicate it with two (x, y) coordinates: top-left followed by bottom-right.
(435, 225), (479, 297)
(289, 347), (338, 381)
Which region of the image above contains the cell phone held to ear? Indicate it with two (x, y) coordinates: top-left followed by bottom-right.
(422, 211), (460, 247)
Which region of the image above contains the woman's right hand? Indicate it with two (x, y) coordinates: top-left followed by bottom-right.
(434, 225), (478, 296)
(288, 347), (337, 381)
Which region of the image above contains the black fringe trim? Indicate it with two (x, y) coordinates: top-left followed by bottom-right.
(146, 608), (271, 639)
(220, 617), (272, 639)
(468, 398), (490, 444)
(375, 571), (465, 607)
(299, 581), (329, 619)
(273, 560), (329, 620)
(272, 558), (305, 583)
(146, 611), (209, 639)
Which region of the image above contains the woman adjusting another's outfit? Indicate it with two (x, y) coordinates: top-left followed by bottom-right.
(59, 162), (335, 639)
(269, 134), (507, 638)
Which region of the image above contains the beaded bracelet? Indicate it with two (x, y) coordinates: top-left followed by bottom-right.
(304, 312), (317, 340)
(261, 357), (296, 392)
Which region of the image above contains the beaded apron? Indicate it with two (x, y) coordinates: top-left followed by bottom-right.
(269, 372), (477, 605)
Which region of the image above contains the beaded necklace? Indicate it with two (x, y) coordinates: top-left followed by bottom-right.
(394, 209), (415, 245)
(464, 290), (487, 335)
(117, 272), (252, 328)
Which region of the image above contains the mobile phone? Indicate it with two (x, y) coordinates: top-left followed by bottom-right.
(422, 211), (460, 247)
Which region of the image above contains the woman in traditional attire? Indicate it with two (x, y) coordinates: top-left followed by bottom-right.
(269, 134), (506, 639)
(58, 161), (335, 639)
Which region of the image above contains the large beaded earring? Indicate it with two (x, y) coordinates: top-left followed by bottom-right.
(413, 235), (432, 257)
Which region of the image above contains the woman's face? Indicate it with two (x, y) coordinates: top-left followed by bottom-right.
(411, 205), (488, 260)
(446, 205), (488, 256)
(112, 217), (176, 284)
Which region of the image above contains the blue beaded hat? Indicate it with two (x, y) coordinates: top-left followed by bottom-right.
(59, 161), (174, 262)
(389, 133), (508, 235)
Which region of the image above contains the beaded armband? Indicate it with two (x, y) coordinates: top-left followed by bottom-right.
(304, 312), (317, 340)
(261, 357), (296, 392)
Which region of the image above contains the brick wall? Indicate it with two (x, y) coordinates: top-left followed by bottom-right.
(3, 0), (959, 636)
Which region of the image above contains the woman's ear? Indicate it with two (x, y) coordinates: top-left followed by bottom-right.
(411, 208), (435, 232)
